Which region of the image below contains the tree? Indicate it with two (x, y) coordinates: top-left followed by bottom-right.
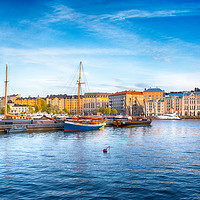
(63, 108), (68, 113)
(28, 105), (34, 114)
(7, 105), (10, 113)
(99, 107), (106, 115)
(111, 109), (118, 115)
(0, 107), (9, 114)
(0, 108), (3, 114)
(105, 107), (111, 115)
(37, 99), (47, 112)
(93, 108), (99, 115)
(35, 105), (39, 113)
(52, 105), (59, 114)
(46, 104), (53, 114)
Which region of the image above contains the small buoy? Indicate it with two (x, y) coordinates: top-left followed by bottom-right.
(103, 148), (107, 153)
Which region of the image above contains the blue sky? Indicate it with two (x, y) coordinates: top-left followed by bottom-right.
(0, 0), (199, 97)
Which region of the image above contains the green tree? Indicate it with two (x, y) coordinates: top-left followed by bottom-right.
(46, 104), (53, 114)
(99, 107), (106, 115)
(7, 105), (10, 113)
(53, 105), (59, 114)
(28, 105), (34, 114)
(37, 99), (47, 112)
(0, 108), (3, 114)
(35, 105), (39, 113)
(63, 108), (68, 113)
(105, 107), (111, 115)
(1, 105), (11, 114)
(93, 108), (99, 115)
(111, 109), (118, 115)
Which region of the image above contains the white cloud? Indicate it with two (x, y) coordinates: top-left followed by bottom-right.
(100, 9), (194, 21)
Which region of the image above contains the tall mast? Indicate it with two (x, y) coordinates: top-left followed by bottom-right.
(77, 61), (82, 123)
(4, 64), (8, 119)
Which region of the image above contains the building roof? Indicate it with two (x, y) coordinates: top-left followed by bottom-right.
(13, 104), (28, 107)
(144, 87), (163, 92)
(46, 94), (68, 99)
(16, 97), (37, 100)
(182, 91), (200, 96)
(84, 92), (111, 98)
(109, 90), (143, 96)
(168, 93), (184, 97)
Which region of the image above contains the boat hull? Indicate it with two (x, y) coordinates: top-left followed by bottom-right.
(113, 120), (152, 127)
(64, 121), (105, 132)
(155, 117), (181, 120)
(4, 127), (26, 133)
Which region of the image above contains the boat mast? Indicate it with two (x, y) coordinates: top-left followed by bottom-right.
(4, 64), (8, 119)
(77, 61), (82, 123)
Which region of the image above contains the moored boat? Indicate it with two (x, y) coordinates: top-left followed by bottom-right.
(64, 62), (105, 132)
(155, 113), (181, 120)
(4, 126), (27, 133)
(113, 118), (152, 128)
(64, 121), (106, 132)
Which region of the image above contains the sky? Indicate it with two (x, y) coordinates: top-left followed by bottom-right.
(0, 0), (199, 97)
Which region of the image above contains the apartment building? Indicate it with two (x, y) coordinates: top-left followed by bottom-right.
(182, 90), (200, 117)
(109, 90), (144, 116)
(164, 93), (183, 116)
(65, 95), (83, 115)
(15, 96), (38, 107)
(83, 93), (110, 115)
(46, 94), (83, 114)
(143, 88), (164, 102)
(146, 99), (164, 116)
(0, 94), (21, 108)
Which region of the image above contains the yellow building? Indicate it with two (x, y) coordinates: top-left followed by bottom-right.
(143, 88), (164, 102)
(65, 95), (83, 115)
(46, 94), (83, 114)
(15, 97), (37, 107)
(46, 95), (66, 111)
(83, 93), (111, 115)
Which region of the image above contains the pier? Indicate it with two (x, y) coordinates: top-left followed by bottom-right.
(0, 120), (64, 133)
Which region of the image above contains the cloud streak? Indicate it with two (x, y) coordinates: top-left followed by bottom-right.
(100, 9), (199, 21)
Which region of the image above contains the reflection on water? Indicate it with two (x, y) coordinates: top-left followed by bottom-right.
(0, 120), (200, 199)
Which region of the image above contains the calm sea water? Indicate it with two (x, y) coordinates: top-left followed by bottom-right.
(0, 120), (199, 200)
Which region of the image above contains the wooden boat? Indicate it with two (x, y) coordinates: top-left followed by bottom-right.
(4, 126), (27, 133)
(113, 118), (152, 128)
(64, 62), (105, 132)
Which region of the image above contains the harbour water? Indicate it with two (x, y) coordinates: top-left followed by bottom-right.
(0, 120), (199, 199)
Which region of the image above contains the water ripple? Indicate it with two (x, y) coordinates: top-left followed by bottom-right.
(0, 120), (200, 199)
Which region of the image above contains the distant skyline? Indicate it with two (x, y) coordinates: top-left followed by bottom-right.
(0, 0), (199, 97)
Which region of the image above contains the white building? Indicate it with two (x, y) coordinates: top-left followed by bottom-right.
(182, 90), (200, 117)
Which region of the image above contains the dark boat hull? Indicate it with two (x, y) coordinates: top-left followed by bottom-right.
(113, 119), (152, 127)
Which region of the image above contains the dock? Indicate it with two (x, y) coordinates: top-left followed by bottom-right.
(0, 119), (64, 133)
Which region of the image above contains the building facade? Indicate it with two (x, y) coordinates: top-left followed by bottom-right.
(46, 94), (83, 114)
(182, 90), (200, 117)
(83, 93), (110, 115)
(0, 94), (21, 108)
(15, 97), (37, 107)
(109, 90), (144, 116)
(146, 99), (164, 116)
(143, 88), (164, 102)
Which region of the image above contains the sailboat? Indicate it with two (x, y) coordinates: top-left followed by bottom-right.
(64, 62), (106, 132)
